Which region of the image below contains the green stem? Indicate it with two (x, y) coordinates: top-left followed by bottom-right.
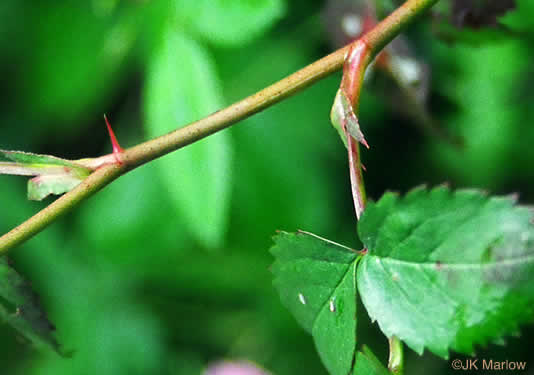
(388, 336), (404, 375)
(0, 0), (439, 255)
(0, 164), (123, 252)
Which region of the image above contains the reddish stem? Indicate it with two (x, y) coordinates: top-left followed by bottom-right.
(346, 131), (366, 219)
(338, 40), (372, 219)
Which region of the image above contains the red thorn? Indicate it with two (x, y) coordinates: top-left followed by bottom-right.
(104, 114), (123, 163)
(360, 138), (370, 149)
(361, 163), (367, 172)
(104, 114), (123, 153)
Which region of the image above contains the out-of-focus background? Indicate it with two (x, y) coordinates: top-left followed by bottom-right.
(1, 0), (533, 374)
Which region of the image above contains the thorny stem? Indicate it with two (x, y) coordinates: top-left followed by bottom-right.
(0, 0), (439, 255)
(341, 40), (372, 219)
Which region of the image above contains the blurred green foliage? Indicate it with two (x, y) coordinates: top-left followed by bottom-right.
(1, 0), (534, 374)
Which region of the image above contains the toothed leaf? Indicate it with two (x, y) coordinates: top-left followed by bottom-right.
(0, 257), (60, 353)
(0, 150), (90, 179)
(0, 162), (70, 177)
(271, 231), (359, 375)
(0, 150), (90, 172)
(357, 186), (534, 358)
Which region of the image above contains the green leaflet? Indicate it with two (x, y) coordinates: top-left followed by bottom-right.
(271, 231), (360, 375)
(431, 41), (526, 188)
(144, 30), (233, 248)
(174, 0), (286, 47)
(0, 257), (60, 354)
(1, 150), (85, 169)
(0, 150), (92, 200)
(357, 186), (534, 358)
(353, 346), (389, 375)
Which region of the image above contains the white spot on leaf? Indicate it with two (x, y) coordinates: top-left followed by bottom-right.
(298, 293), (307, 305)
(329, 298), (336, 313)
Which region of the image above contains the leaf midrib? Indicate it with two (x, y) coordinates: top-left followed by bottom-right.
(369, 252), (534, 270)
(312, 258), (359, 330)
